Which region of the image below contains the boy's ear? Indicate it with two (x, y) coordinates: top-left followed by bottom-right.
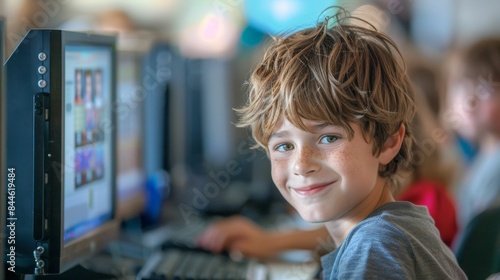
(379, 124), (405, 165)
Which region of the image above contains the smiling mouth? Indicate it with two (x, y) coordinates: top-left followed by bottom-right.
(293, 182), (335, 196)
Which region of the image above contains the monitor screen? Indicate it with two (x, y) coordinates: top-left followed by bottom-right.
(63, 46), (114, 242)
(4, 30), (118, 276)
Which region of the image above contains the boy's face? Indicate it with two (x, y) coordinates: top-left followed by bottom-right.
(267, 118), (387, 223)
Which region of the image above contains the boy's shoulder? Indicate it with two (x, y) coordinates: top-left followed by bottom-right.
(324, 205), (418, 278)
(322, 202), (466, 279)
(347, 201), (432, 248)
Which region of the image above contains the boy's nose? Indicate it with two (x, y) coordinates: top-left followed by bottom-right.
(292, 146), (320, 176)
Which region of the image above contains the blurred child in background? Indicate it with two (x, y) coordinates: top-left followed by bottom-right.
(448, 38), (500, 233)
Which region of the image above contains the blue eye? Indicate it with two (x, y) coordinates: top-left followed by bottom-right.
(275, 143), (294, 152)
(320, 135), (339, 144)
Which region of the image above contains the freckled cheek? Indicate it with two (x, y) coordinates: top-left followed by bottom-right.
(325, 149), (357, 176)
(270, 159), (289, 188)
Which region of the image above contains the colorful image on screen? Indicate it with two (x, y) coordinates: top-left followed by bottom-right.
(74, 68), (106, 187)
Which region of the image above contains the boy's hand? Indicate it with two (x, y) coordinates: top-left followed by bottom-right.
(195, 215), (277, 259)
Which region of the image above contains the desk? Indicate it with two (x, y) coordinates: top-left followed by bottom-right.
(267, 261), (319, 280)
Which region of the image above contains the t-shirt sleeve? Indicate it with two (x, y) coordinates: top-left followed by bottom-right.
(332, 220), (416, 279)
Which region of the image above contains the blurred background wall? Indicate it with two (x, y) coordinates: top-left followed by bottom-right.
(2, 0), (499, 58)
(1, 0), (500, 214)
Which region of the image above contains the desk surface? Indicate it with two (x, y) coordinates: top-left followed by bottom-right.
(267, 261), (319, 280)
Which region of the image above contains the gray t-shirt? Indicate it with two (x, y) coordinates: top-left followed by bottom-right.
(321, 202), (466, 280)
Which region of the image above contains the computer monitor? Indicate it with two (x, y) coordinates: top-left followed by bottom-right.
(137, 43), (173, 226)
(143, 43), (172, 174)
(115, 49), (147, 221)
(4, 30), (118, 276)
(169, 56), (252, 215)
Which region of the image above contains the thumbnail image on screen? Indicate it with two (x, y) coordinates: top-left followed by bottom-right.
(64, 45), (113, 242)
(74, 68), (105, 187)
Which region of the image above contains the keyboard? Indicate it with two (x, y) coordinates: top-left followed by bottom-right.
(136, 248), (268, 280)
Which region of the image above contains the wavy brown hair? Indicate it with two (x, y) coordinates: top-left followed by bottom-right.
(236, 8), (416, 191)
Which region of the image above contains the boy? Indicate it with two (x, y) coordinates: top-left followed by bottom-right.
(236, 9), (466, 279)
